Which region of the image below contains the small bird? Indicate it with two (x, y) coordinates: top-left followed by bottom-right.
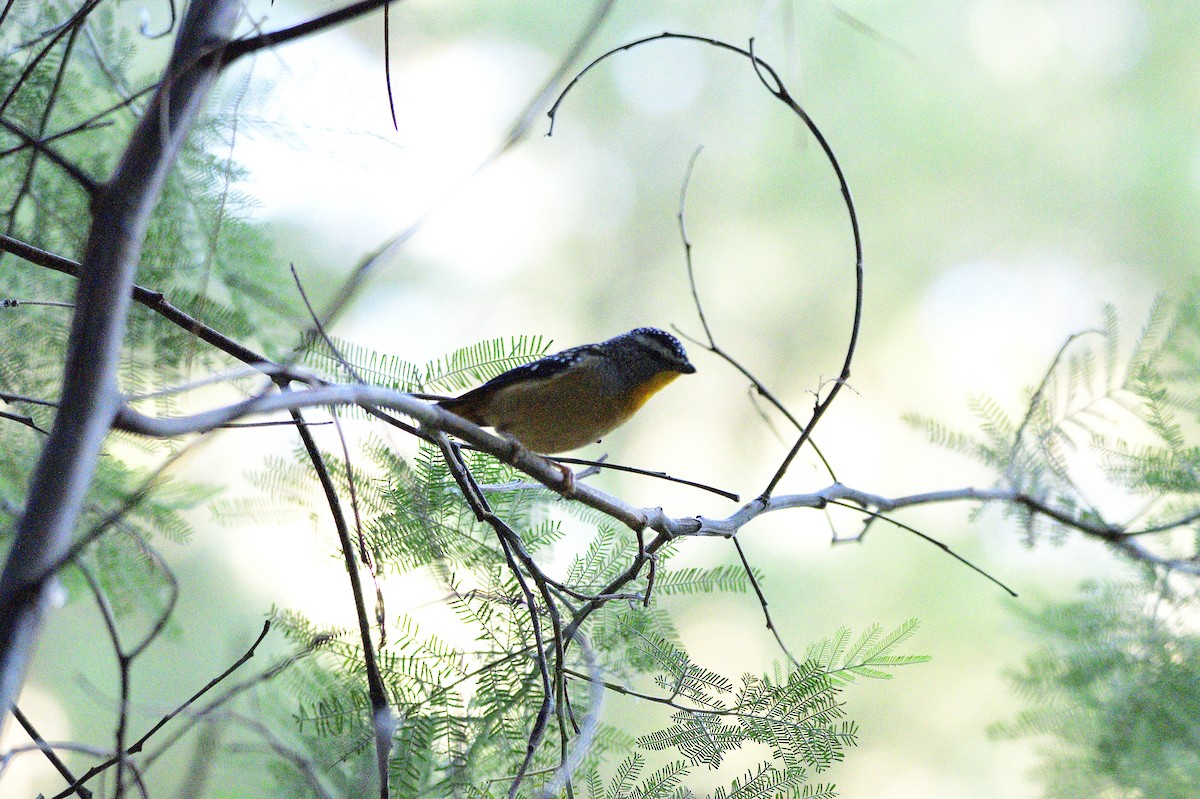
(438, 327), (696, 454)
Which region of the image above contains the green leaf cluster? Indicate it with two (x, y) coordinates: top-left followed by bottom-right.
(909, 290), (1200, 796)
(228, 349), (928, 797)
(990, 576), (1200, 799)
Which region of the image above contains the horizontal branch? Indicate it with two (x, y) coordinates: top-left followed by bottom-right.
(0, 233), (278, 371)
(111, 382), (1200, 573)
(114, 383), (658, 533)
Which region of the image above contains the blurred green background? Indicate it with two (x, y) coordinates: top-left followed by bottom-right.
(12, 0), (1196, 796)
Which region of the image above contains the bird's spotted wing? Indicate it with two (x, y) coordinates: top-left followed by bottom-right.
(439, 343), (602, 419)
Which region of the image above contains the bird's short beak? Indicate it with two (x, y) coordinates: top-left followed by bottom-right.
(680, 362), (697, 374)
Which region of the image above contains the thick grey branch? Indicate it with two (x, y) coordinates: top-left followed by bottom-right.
(0, 0), (241, 727)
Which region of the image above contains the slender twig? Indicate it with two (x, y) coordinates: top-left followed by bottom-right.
(142, 636), (320, 769)
(825, 2), (920, 63)
(221, 714), (336, 799)
(289, 264), (392, 647)
(551, 455), (739, 501)
(677, 146), (713, 342)
(140, 0), (179, 39)
(0, 410), (47, 434)
(74, 545), (178, 796)
(383, 4), (398, 130)
(220, 0), (400, 64)
(0, 118), (112, 158)
(1, 298), (74, 308)
(4, 17), (94, 212)
(731, 537), (804, 668)
(0, 390), (57, 407)
(0, 131), (95, 200)
(289, 400), (391, 799)
(0, 233), (290, 373)
(12, 83), (158, 154)
(1, 85), (101, 199)
(9, 705), (93, 799)
(0, 741), (111, 765)
(1011, 330), (1103, 458)
(183, 50), (252, 375)
(827, 500), (1018, 597)
(35, 443), (198, 588)
(536, 634), (602, 799)
(48, 622), (272, 799)
(73, 563), (132, 795)
(741, 37), (863, 499)
(549, 34), (861, 497)
(124, 363), (313, 403)
(289, 268), (374, 528)
(562, 665), (851, 726)
(474, 452), (738, 501)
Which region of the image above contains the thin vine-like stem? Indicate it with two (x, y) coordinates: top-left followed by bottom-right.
(547, 33), (864, 500)
(290, 264), (389, 639)
(731, 537), (804, 668)
(826, 500), (1018, 597)
(383, 4), (398, 130)
(673, 145), (838, 482)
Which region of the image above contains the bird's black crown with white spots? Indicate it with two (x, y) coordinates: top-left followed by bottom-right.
(603, 327), (695, 376)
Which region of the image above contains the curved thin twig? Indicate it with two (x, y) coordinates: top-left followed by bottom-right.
(673, 146), (838, 482)
(546, 32), (865, 501)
